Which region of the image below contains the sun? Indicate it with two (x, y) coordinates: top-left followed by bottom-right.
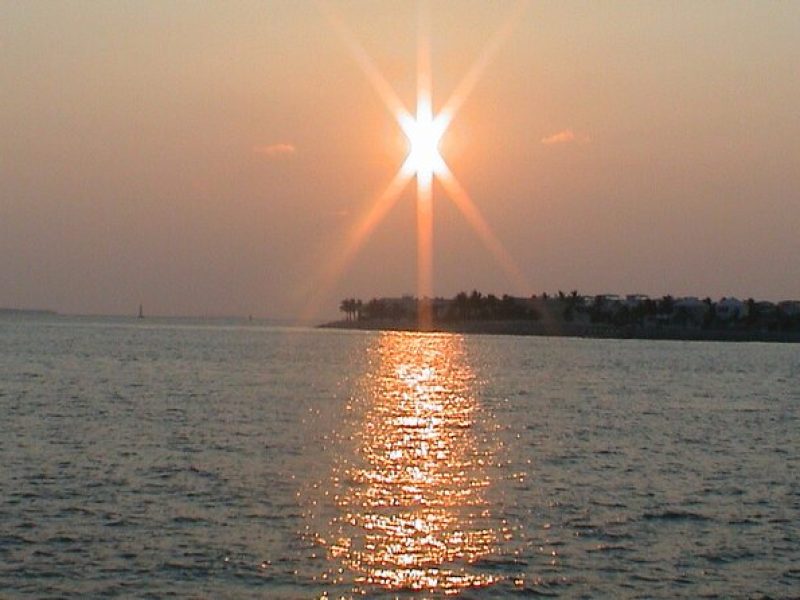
(303, 1), (532, 326)
(399, 98), (448, 186)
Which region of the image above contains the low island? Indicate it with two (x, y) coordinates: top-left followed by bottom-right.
(321, 291), (800, 342)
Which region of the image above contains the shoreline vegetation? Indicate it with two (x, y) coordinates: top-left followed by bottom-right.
(321, 291), (800, 343)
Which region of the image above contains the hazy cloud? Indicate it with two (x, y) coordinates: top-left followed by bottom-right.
(254, 143), (297, 158)
(541, 129), (591, 145)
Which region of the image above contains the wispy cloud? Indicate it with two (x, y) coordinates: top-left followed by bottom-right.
(541, 129), (591, 145)
(253, 143), (297, 158)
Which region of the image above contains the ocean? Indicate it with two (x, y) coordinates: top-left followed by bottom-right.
(1, 314), (798, 598)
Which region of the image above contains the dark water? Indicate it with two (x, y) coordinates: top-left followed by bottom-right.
(1, 315), (798, 598)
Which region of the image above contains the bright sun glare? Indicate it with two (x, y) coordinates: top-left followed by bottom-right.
(303, 1), (532, 325)
(400, 99), (447, 185)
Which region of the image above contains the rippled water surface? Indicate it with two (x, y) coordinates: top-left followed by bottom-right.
(1, 315), (798, 598)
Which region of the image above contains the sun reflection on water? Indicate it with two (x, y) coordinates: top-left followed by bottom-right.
(322, 332), (502, 594)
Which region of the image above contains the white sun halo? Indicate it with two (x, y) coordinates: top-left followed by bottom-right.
(399, 98), (448, 186)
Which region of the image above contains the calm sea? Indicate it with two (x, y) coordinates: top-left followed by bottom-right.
(1, 315), (798, 598)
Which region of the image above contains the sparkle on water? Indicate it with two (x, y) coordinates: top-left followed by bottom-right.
(320, 332), (504, 594)
(4, 318), (799, 597)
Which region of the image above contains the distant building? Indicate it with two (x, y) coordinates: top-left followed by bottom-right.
(624, 294), (649, 308)
(716, 297), (747, 321)
(593, 294), (622, 310)
(756, 301), (777, 317)
(674, 297), (709, 326)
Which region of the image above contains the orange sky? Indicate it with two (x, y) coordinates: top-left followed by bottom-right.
(1, 1), (798, 319)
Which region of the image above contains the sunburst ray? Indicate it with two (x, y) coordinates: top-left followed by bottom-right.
(438, 0), (529, 129)
(438, 165), (531, 295)
(415, 0), (435, 329)
(307, 1), (530, 322)
(317, 0), (412, 122)
(300, 170), (412, 322)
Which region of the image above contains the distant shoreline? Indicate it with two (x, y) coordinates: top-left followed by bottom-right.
(0, 308), (57, 317)
(319, 319), (800, 343)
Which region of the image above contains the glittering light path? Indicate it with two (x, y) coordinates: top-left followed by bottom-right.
(321, 332), (506, 593)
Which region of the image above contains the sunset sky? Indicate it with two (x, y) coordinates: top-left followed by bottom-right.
(2, 1), (798, 319)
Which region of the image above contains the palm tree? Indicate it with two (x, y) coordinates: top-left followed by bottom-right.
(454, 292), (469, 320)
(500, 294), (516, 319)
(486, 294), (499, 319)
(468, 290), (483, 319)
(746, 298), (758, 326)
(340, 298), (361, 321)
(365, 297), (387, 320)
(703, 298), (716, 329)
(659, 295), (675, 315)
(564, 291), (580, 322)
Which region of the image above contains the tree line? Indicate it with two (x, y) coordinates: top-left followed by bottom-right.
(339, 291), (800, 332)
